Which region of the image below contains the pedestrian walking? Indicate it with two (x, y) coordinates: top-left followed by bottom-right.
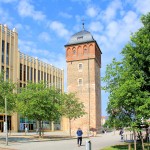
(25, 125), (28, 135)
(119, 129), (124, 141)
(76, 128), (83, 147)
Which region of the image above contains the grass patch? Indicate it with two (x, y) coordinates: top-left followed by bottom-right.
(101, 143), (150, 150)
(101, 144), (128, 150)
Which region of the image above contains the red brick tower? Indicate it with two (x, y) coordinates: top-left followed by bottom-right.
(64, 25), (102, 135)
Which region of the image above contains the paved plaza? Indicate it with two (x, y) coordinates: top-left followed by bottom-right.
(0, 131), (125, 150)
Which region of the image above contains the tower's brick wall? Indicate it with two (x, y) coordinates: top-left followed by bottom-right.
(65, 42), (101, 135)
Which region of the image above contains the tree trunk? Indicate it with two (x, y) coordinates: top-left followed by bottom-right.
(139, 131), (144, 150)
(113, 122), (115, 135)
(38, 120), (42, 138)
(145, 128), (149, 142)
(133, 130), (137, 150)
(141, 135), (144, 150)
(69, 119), (72, 137)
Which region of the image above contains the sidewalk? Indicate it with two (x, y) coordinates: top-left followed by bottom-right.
(0, 131), (77, 143)
(0, 131), (127, 150)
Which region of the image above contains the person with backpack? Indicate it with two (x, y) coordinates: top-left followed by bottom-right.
(76, 128), (83, 147)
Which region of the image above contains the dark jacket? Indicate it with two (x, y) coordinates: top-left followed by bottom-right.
(119, 130), (123, 135)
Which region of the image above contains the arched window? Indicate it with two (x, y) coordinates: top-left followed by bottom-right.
(84, 48), (88, 54)
(72, 48), (76, 55)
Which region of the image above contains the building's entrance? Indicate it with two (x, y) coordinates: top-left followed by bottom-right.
(19, 117), (36, 132)
(0, 115), (11, 132)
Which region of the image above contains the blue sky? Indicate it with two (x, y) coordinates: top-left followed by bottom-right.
(0, 0), (150, 116)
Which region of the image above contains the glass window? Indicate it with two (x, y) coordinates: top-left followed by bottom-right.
(34, 69), (36, 82)
(38, 70), (40, 82)
(20, 64), (22, 80)
(44, 72), (46, 81)
(24, 65), (26, 81)
(78, 63), (83, 70)
(6, 43), (9, 65)
(31, 68), (33, 81)
(2, 40), (4, 63)
(41, 71), (43, 80)
(1, 66), (4, 71)
(6, 68), (9, 79)
(27, 66), (29, 81)
(78, 78), (83, 86)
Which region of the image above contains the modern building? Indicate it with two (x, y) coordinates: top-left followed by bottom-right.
(64, 24), (102, 135)
(0, 24), (64, 132)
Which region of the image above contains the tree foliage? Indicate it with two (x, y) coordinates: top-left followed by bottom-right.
(61, 92), (86, 136)
(0, 72), (16, 112)
(16, 81), (62, 136)
(102, 12), (150, 134)
(62, 93), (86, 120)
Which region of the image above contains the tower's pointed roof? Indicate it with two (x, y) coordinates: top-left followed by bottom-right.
(65, 29), (95, 46)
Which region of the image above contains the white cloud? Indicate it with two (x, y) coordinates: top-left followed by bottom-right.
(134, 0), (150, 14)
(17, 0), (46, 21)
(18, 39), (64, 64)
(38, 32), (51, 42)
(100, 0), (123, 22)
(14, 23), (23, 30)
(123, 11), (140, 30)
(86, 6), (99, 18)
(59, 12), (72, 19)
(0, 6), (13, 27)
(18, 40), (36, 53)
(89, 21), (103, 32)
(93, 9), (142, 74)
(106, 21), (119, 38)
(48, 21), (70, 39)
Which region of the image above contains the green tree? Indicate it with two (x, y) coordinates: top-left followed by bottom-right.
(61, 93), (86, 136)
(16, 81), (62, 137)
(0, 72), (16, 113)
(102, 13), (150, 150)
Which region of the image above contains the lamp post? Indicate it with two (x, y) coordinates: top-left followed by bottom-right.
(5, 97), (8, 145)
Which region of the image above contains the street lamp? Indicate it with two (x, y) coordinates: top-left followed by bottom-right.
(5, 97), (8, 145)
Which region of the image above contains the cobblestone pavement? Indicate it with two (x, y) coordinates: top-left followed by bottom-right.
(0, 131), (126, 150)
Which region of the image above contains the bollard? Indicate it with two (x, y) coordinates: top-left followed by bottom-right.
(86, 140), (91, 150)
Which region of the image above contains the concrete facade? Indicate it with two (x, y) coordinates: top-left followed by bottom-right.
(0, 24), (64, 132)
(65, 31), (102, 135)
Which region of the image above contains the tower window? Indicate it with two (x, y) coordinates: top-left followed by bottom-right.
(78, 78), (83, 86)
(78, 63), (83, 71)
(77, 36), (83, 40)
(84, 48), (88, 54)
(72, 48), (76, 55)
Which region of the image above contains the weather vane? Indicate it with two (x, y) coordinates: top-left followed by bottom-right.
(82, 18), (85, 30)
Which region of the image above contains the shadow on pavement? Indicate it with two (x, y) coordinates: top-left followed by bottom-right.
(0, 135), (77, 143)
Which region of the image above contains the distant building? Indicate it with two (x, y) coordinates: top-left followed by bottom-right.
(0, 24), (64, 132)
(101, 116), (107, 126)
(64, 24), (102, 135)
